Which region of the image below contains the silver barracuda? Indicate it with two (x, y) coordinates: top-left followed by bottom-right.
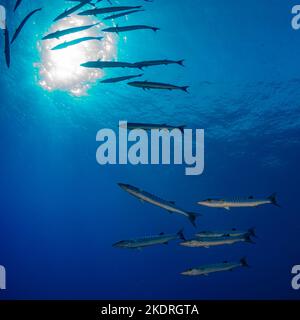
(78, 6), (142, 16)
(51, 36), (103, 50)
(113, 229), (185, 249)
(128, 81), (189, 92)
(118, 183), (199, 227)
(100, 74), (143, 83)
(195, 227), (256, 238)
(80, 60), (137, 69)
(42, 23), (99, 40)
(54, 0), (93, 22)
(197, 193), (280, 210)
(11, 8), (42, 44)
(180, 234), (255, 248)
(102, 25), (159, 34)
(181, 258), (249, 276)
(133, 59), (184, 69)
(103, 9), (145, 21)
(119, 122), (186, 133)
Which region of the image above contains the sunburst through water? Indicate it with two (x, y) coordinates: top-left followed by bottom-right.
(36, 16), (117, 96)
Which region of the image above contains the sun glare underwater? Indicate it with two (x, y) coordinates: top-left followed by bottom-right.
(1, 0), (300, 300)
(37, 16), (116, 96)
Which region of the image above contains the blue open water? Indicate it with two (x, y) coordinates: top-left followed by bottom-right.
(0, 0), (300, 299)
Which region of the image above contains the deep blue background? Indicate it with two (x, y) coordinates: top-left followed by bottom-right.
(0, 0), (300, 299)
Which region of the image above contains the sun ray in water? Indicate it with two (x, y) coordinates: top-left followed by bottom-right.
(36, 16), (117, 96)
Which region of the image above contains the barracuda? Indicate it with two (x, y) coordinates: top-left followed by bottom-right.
(11, 8), (42, 44)
(113, 229), (185, 249)
(197, 193), (280, 210)
(102, 25), (159, 33)
(195, 227), (256, 238)
(180, 234), (254, 248)
(78, 6), (142, 16)
(42, 22), (99, 40)
(119, 122), (186, 133)
(51, 36), (103, 50)
(54, 0), (93, 22)
(128, 81), (189, 92)
(181, 258), (249, 276)
(118, 183), (199, 227)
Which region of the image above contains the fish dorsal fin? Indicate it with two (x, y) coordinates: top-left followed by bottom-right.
(249, 196), (254, 199)
(159, 232), (164, 235)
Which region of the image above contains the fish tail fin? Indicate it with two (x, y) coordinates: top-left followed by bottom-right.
(177, 59), (185, 66)
(248, 227), (257, 238)
(181, 86), (189, 93)
(97, 37), (103, 41)
(268, 193), (280, 207)
(240, 257), (250, 268)
(178, 125), (186, 133)
(244, 233), (255, 244)
(187, 212), (198, 228)
(177, 228), (186, 241)
(153, 27), (160, 32)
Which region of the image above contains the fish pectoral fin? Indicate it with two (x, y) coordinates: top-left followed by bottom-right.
(204, 246), (210, 249)
(224, 207), (231, 211)
(163, 242), (168, 245)
(167, 210), (173, 214)
(203, 274), (209, 276)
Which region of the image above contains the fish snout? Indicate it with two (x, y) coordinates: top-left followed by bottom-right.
(118, 183), (128, 189)
(181, 270), (191, 276)
(112, 241), (123, 248)
(179, 241), (188, 247)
